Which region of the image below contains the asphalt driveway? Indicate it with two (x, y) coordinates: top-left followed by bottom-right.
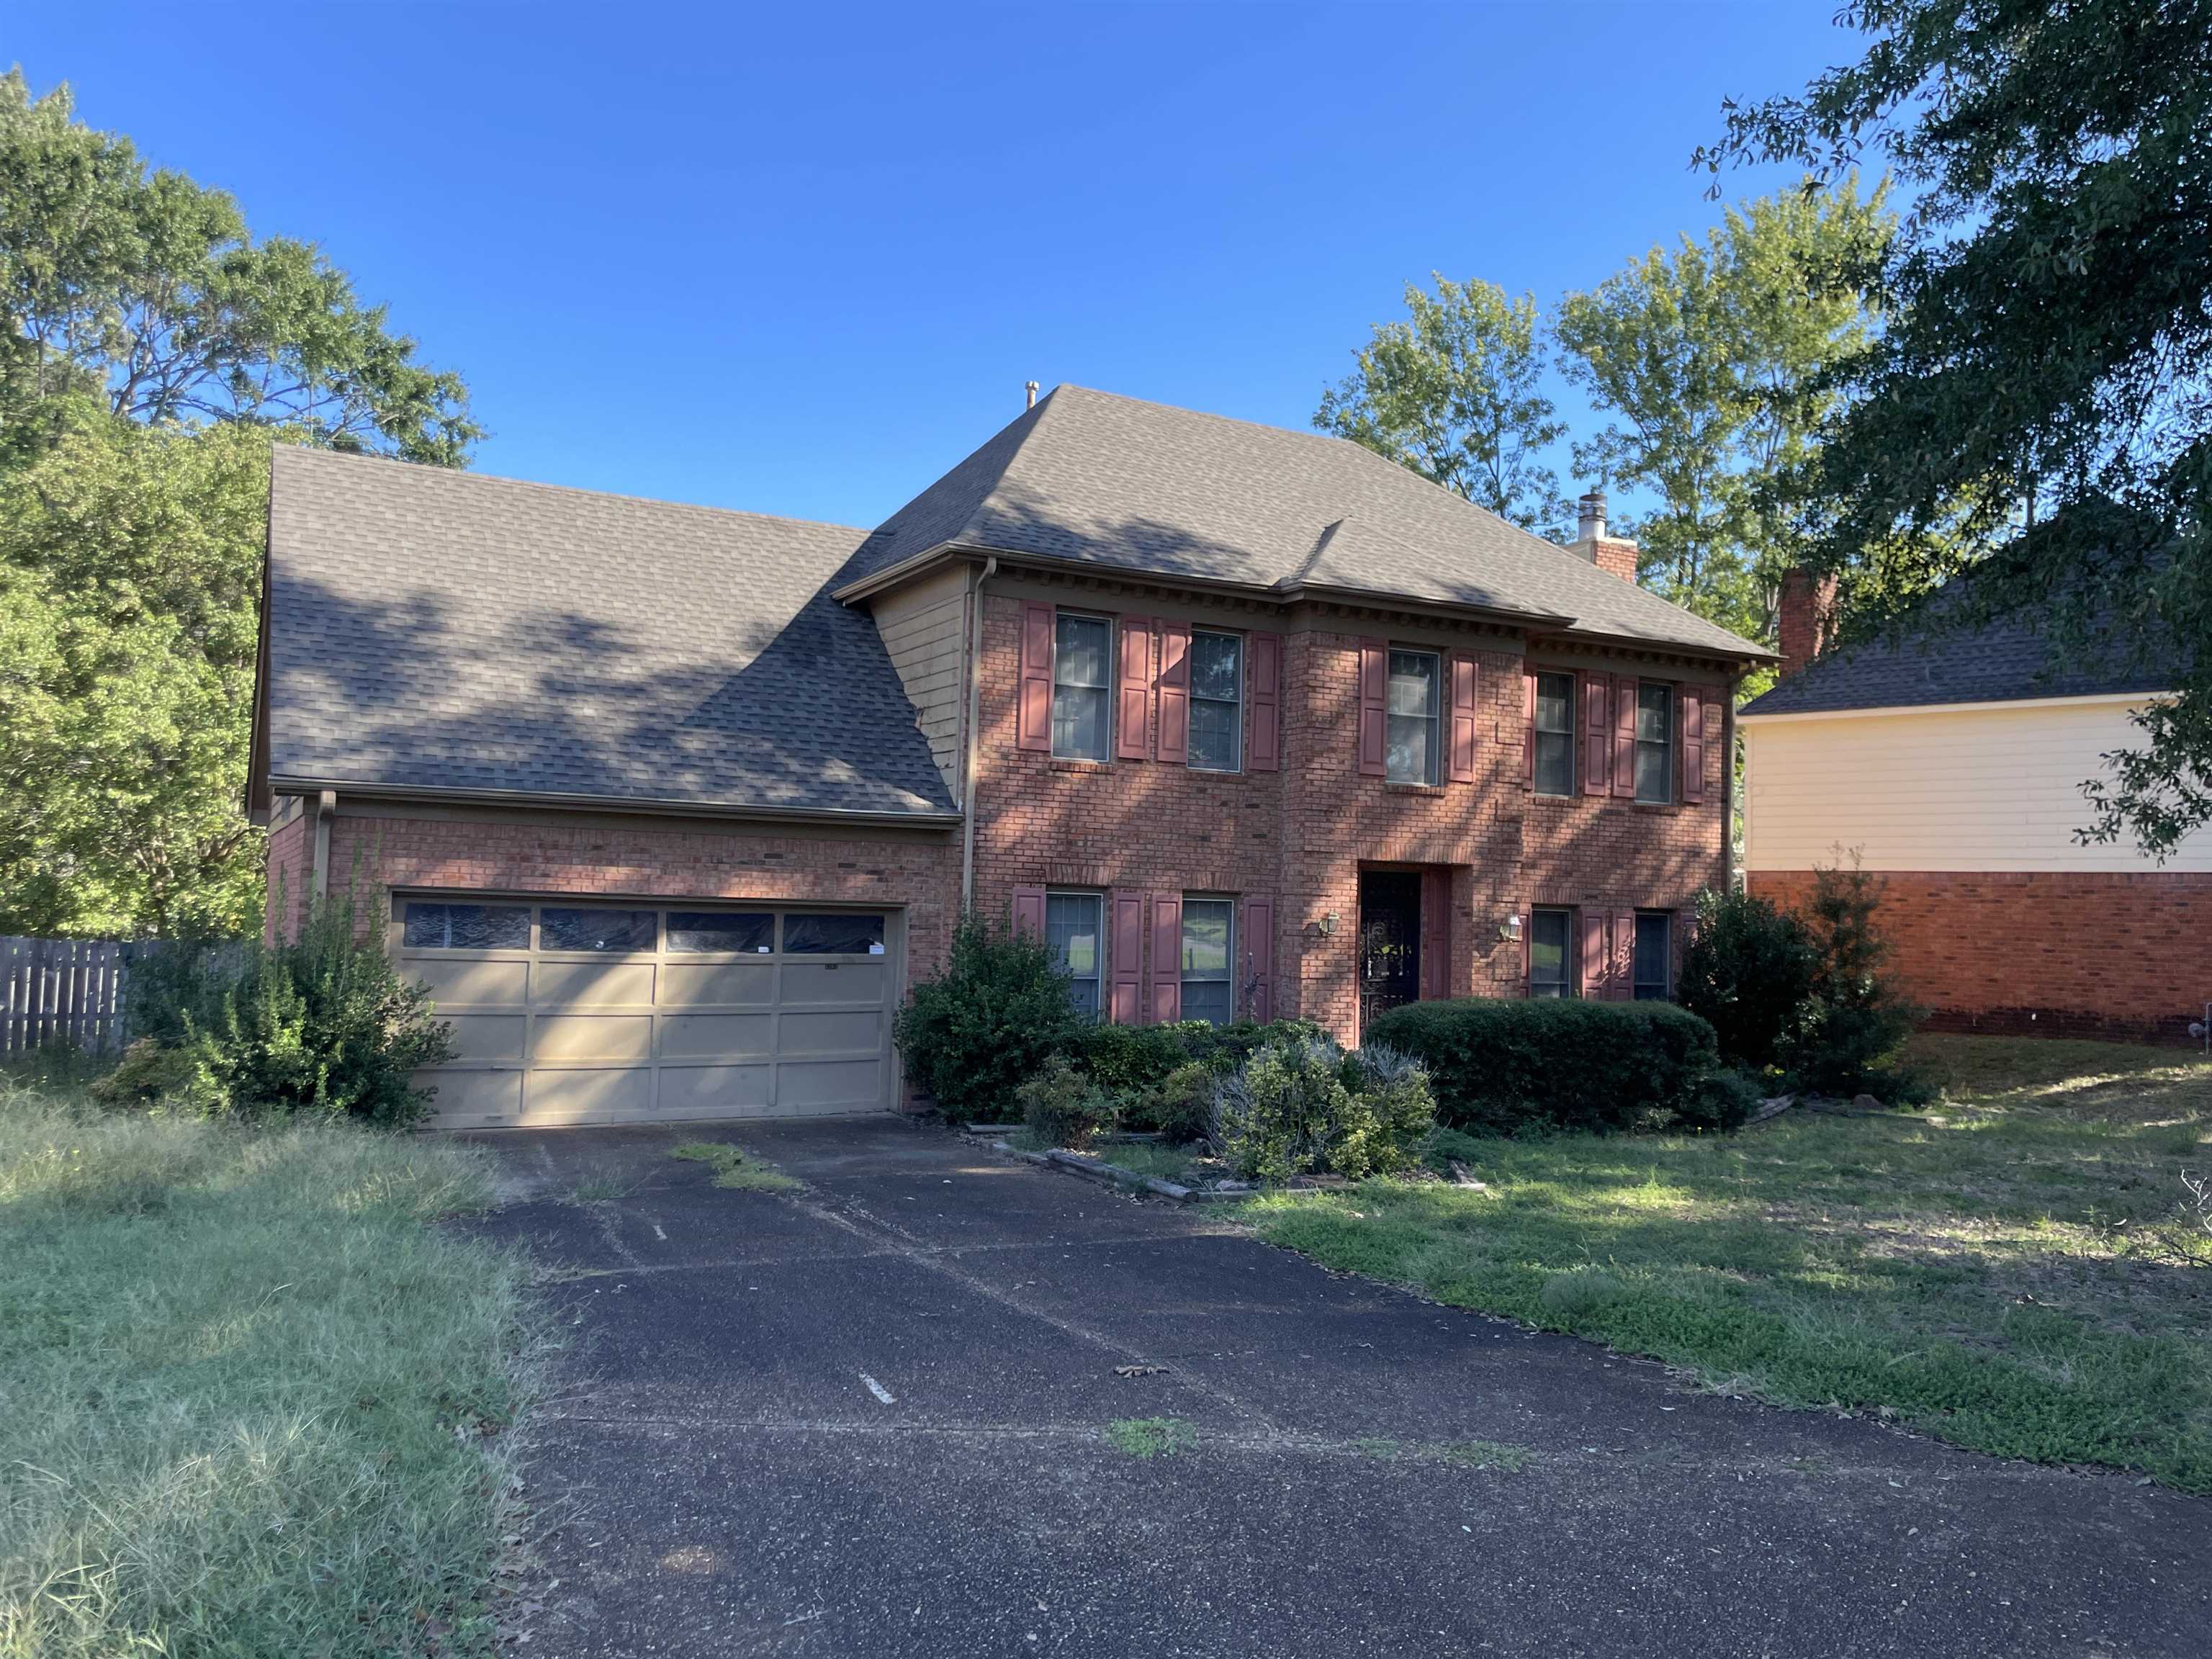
(464, 1118), (2212, 1658)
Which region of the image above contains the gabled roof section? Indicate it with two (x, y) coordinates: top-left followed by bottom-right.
(264, 447), (958, 819)
(838, 385), (1766, 660)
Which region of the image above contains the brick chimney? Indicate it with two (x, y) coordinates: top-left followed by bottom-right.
(1566, 488), (1638, 583)
(1777, 567), (1838, 678)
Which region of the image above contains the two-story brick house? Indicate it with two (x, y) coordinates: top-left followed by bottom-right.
(251, 386), (1771, 1128)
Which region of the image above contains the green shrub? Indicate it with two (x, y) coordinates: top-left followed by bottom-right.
(1079, 1017), (1329, 1097)
(1679, 887), (1815, 1070)
(1364, 997), (1725, 1136)
(119, 890), (453, 1125)
(1132, 1061), (1218, 1143)
(894, 912), (1085, 1123)
(1208, 1034), (1434, 1182)
(1017, 1055), (1120, 1148)
(1784, 855), (1925, 1100)
(1678, 1066), (1765, 1132)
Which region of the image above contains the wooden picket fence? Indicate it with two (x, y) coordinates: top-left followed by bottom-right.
(0, 936), (247, 1058)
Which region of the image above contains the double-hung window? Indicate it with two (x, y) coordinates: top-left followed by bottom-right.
(1532, 672), (1575, 796)
(1634, 683), (1673, 804)
(1632, 912), (1672, 1000)
(1046, 893), (1105, 1019)
(1187, 631), (1243, 771)
(1385, 650), (1441, 784)
(1179, 898), (1234, 1025)
(1051, 613), (1112, 761)
(1529, 907), (1574, 998)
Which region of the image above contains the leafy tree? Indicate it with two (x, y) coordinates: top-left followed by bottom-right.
(0, 70), (477, 465)
(0, 410), (276, 936)
(1696, 0), (2212, 858)
(1554, 179), (1893, 644)
(1316, 276), (1568, 534)
(1679, 886), (1816, 1071)
(1784, 851), (1923, 1099)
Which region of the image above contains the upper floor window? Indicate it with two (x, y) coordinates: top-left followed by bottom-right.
(1635, 682), (1673, 804)
(1187, 631), (1243, 772)
(1386, 649), (1440, 784)
(1632, 912), (1672, 999)
(1046, 891), (1104, 1018)
(1052, 613), (1112, 760)
(1533, 672), (1574, 796)
(1180, 898), (1234, 1025)
(1529, 907), (1573, 998)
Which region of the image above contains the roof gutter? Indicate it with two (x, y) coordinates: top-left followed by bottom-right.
(267, 775), (963, 829)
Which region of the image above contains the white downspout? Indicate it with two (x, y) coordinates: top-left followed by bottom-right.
(958, 556), (997, 914)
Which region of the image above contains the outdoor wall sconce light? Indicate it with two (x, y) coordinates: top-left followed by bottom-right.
(1321, 912), (1339, 936)
(1498, 913), (1523, 944)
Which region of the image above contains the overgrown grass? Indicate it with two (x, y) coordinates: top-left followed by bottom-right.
(667, 1140), (801, 1192)
(0, 1082), (538, 1657)
(1241, 1034), (2212, 1491)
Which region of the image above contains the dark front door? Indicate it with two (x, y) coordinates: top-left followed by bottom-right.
(1358, 871), (1422, 1033)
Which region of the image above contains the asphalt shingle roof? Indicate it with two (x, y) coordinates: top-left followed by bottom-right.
(840, 385), (1768, 661)
(1741, 582), (2181, 717)
(265, 446), (958, 817)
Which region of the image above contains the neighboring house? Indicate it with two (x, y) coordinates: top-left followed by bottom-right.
(251, 386), (1771, 1128)
(1741, 572), (2209, 1044)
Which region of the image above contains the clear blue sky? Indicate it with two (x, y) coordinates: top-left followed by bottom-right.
(14, 1), (1851, 530)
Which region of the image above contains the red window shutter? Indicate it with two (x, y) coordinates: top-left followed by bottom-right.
(1580, 910), (1607, 999)
(1241, 894), (1275, 1022)
(1011, 886), (1046, 939)
(1521, 907), (1533, 990)
(1249, 631), (1282, 772)
(1357, 638), (1388, 776)
(1581, 673), (1611, 796)
(1522, 670), (1537, 786)
(1611, 676), (1639, 799)
(1148, 892), (1182, 1024)
(1017, 602), (1054, 752)
(1420, 868), (1450, 999)
(1680, 686), (1705, 805)
(1611, 909), (1636, 1000)
(1107, 890), (1146, 1025)
(1116, 616), (1152, 761)
(1447, 655), (1480, 783)
(1156, 620), (1191, 765)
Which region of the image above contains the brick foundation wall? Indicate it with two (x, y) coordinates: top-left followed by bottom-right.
(1748, 868), (2212, 1046)
(972, 593), (1730, 1044)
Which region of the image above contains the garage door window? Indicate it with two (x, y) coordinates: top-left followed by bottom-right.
(666, 910), (774, 953)
(402, 902), (529, 950)
(539, 907), (657, 953)
(781, 912), (886, 956)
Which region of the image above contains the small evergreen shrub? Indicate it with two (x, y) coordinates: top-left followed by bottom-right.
(1135, 1061), (1218, 1143)
(1080, 1017), (1330, 1096)
(1678, 888), (1816, 1070)
(1208, 1034), (1435, 1182)
(1784, 854), (1925, 1100)
(894, 912), (1085, 1123)
(1017, 1054), (1120, 1148)
(1364, 998), (1725, 1136)
(1678, 1066), (1764, 1132)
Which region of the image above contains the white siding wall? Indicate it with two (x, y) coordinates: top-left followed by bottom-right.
(871, 567), (970, 801)
(1743, 696), (2212, 873)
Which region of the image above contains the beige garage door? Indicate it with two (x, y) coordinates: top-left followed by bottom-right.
(394, 896), (901, 1129)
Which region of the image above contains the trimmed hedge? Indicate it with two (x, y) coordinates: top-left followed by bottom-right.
(1363, 998), (1737, 1135)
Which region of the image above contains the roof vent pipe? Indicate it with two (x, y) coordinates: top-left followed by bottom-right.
(1575, 489), (1607, 544)
(1025, 380), (1039, 411)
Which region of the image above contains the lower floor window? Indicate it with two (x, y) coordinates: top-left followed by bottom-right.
(1633, 912), (1673, 1000)
(1180, 898), (1234, 1025)
(1529, 907), (1573, 998)
(1046, 892), (1103, 1018)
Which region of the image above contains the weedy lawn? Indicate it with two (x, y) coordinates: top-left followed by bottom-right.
(0, 1082), (538, 1657)
(1243, 1035), (2212, 1490)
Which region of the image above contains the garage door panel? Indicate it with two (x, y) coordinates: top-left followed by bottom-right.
(657, 1063), (775, 1115)
(775, 1058), (884, 1111)
(412, 958), (530, 1007)
(424, 1068), (523, 1127)
(531, 1013), (653, 1063)
(443, 1014), (529, 1064)
(523, 1066), (654, 1124)
(659, 1012), (774, 1060)
(534, 959), (656, 1007)
(780, 962), (887, 1004)
(777, 1008), (883, 1056)
(659, 961), (776, 1007)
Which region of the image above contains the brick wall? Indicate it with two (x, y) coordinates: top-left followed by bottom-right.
(971, 591), (1731, 1043)
(1749, 868), (2212, 1045)
(264, 807), (308, 945)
